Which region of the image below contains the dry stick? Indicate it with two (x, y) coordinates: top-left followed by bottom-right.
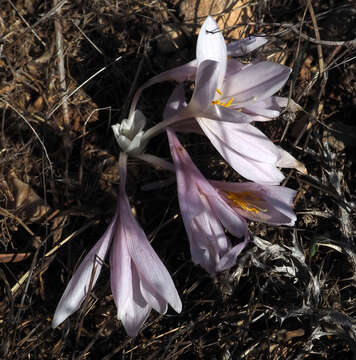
(295, 0), (327, 151)
(73, 259), (102, 354)
(299, 2), (328, 154)
(227, 21), (356, 47)
(54, 0), (71, 193)
(282, 7), (328, 188)
(6, 0), (45, 46)
(10, 219), (98, 296)
(11, 245), (40, 353)
(281, 5), (308, 142)
(288, 24), (356, 47)
(306, 0), (325, 80)
(71, 20), (104, 55)
(0, 207), (35, 236)
(47, 57), (122, 118)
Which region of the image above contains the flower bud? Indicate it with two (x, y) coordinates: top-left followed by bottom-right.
(112, 110), (147, 155)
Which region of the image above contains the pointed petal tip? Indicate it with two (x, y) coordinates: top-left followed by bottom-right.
(171, 296), (183, 314)
(51, 320), (58, 330)
(123, 323), (140, 337)
(204, 15), (217, 27)
(51, 311), (66, 329)
(118, 307), (151, 337)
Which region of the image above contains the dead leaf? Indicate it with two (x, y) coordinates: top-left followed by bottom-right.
(7, 170), (51, 222)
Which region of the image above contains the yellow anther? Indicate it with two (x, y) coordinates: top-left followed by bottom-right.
(211, 97), (235, 108)
(212, 89), (234, 108)
(225, 191), (267, 214)
(225, 97), (234, 107)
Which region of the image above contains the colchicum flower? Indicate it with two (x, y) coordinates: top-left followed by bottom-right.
(52, 152), (181, 337)
(138, 16), (303, 184)
(167, 128), (296, 274)
(128, 32), (269, 119)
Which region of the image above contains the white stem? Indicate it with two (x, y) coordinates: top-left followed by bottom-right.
(141, 111), (190, 144)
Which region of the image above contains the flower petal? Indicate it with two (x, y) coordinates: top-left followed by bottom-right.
(212, 181), (297, 226)
(139, 278), (168, 314)
(225, 59), (248, 77)
(217, 238), (249, 272)
(163, 84), (187, 119)
(190, 59), (220, 112)
(167, 128), (211, 224)
(203, 103), (253, 124)
(167, 129), (251, 274)
(197, 16), (227, 89)
(190, 214), (224, 274)
(276, 146), (307, 174)
(242, 104), (280, 119)
(110, 219), (151, 337)
(208, 195), (248, 238)
(52, 218), (115, 328)
(227, 36), (268, 57)
(223, 62), (291, 106)
(120, 192), (182, 314)
(141, 60), (197, 87)
(197, 119), (285, 184)
(163, 85), (204, 133)
(198, 194), (230, 254)
(198, 119), (281, 163)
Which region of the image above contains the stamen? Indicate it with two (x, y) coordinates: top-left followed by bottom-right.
(225, 97), (234, 107)
(212, 89), (235, 108)
(225, 191), (267, 214)
(211, 97), (235, 108)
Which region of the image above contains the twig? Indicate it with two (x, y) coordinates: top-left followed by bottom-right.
(54, 5), (70, 130)
(226, 21), (356, 47)
(306, 0), (325, 78)
(10, 219), (99, 296)
(6, 0), (45, 46)
(46, 57), (122, 119)
(71, 19), (104, 55)
(54, 0), (71, 191)
(281, 5), (308, 142)
(0, 207), (34, 236)
(288, 24), (356, 47)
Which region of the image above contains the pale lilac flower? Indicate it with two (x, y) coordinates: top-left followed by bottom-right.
(183, 17), (291, 124)
(138, 16), (291, 127)
(210, 181), (297, 227)
(139, 16), (302, 184)
(167, 128), (296, 274)
(52, 152), (181, 337)
(128, 32), (268, 118)
(164, 84), (301, 185)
